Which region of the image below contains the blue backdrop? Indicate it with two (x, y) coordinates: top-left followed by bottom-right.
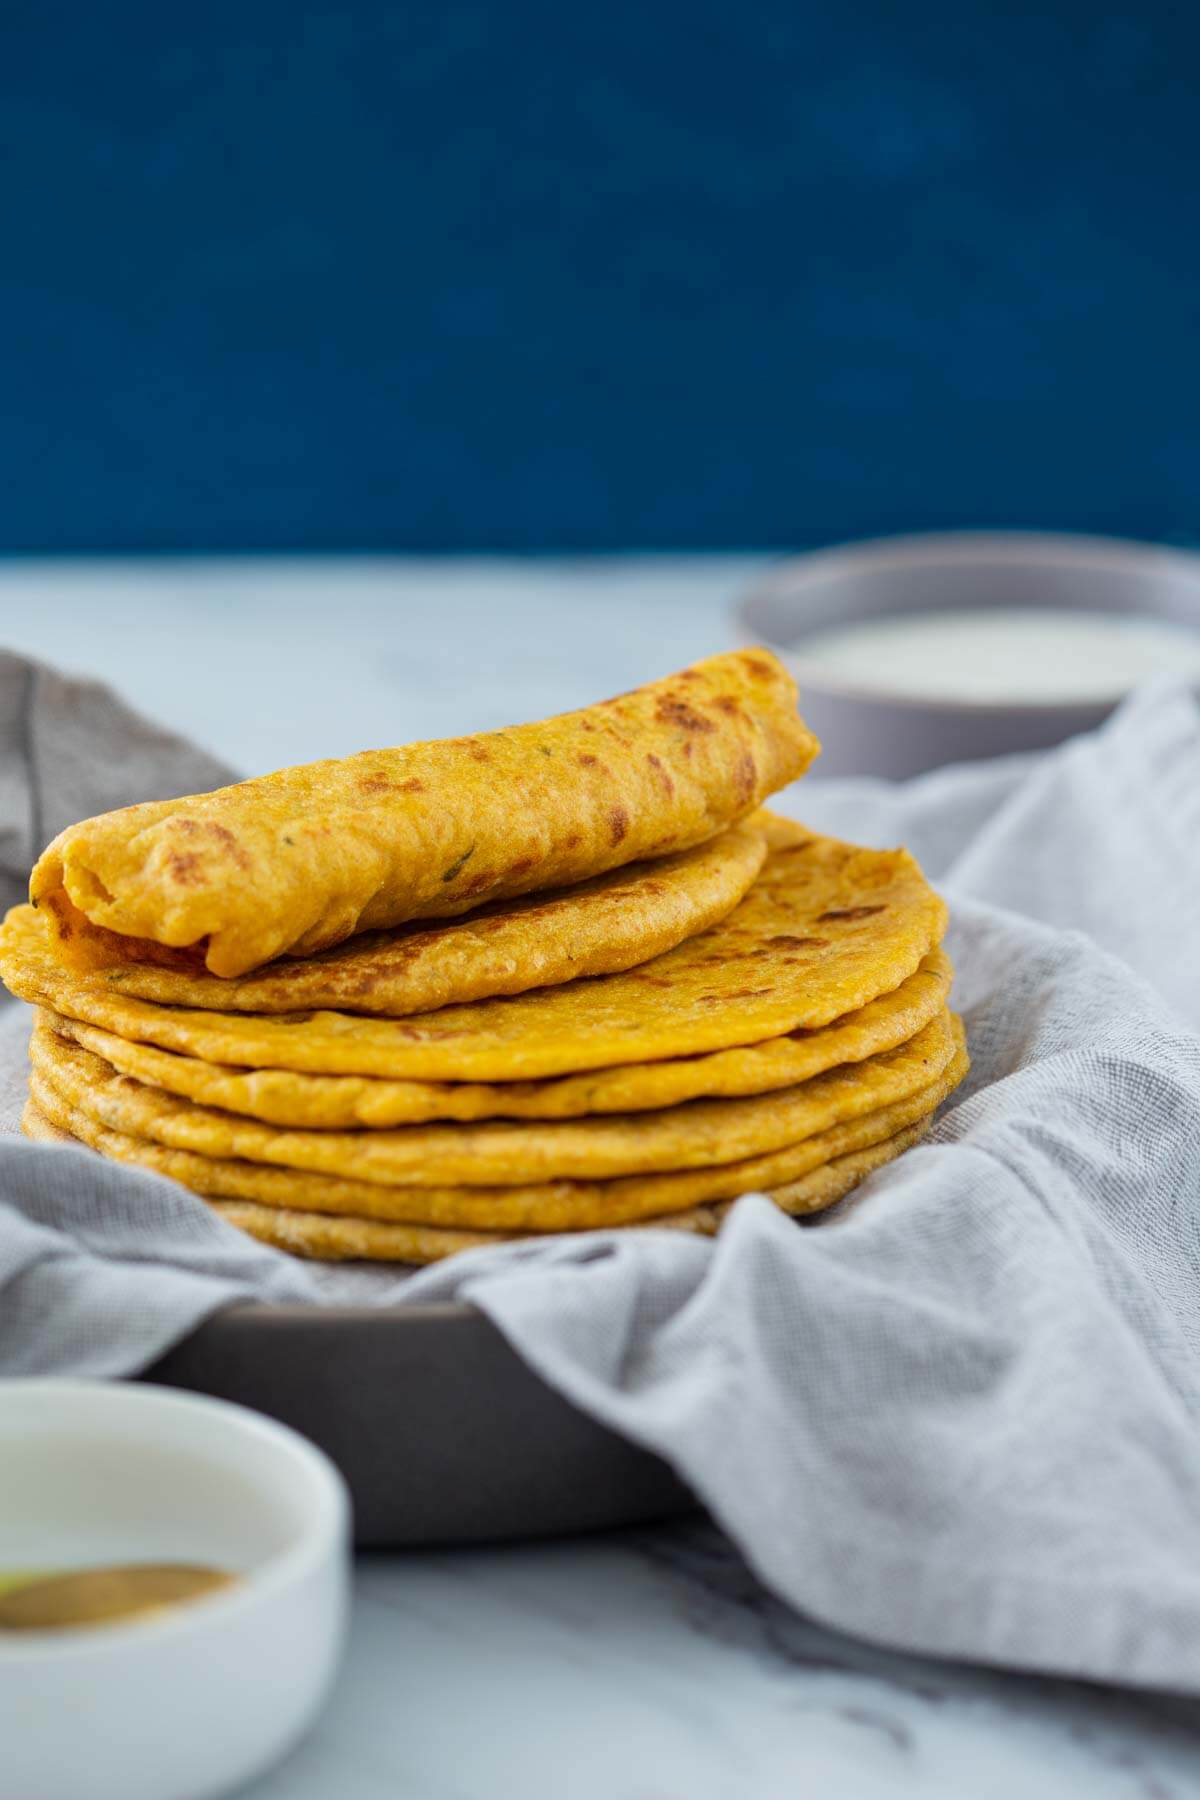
(2, 1), (1196, 551)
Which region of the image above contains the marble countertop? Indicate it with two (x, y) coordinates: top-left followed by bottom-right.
(258, 1524), (1200, 1800)
(2, 557), (1197, 1798)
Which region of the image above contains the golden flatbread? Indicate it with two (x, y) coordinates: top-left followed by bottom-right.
(31, 649), (817, 976)
(37, 948), (952, 1127)
(21, 1099), (933, 1261)
(29, 1010), (955, 1185)
(4, 821), (949, 1081)
(220, 1121), (938, 1261)
(27, 824), (766, 1015)
(26, 1020), (967, 1231)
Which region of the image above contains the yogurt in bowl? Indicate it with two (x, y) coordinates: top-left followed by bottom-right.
(736, 532), (1200, 777)
(790, 605), (1200, 708)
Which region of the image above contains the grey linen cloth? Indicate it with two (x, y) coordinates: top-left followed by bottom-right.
(2, 652), (1200, 1691)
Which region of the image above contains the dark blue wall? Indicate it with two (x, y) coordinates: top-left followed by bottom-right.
(2, 2), (1196, 551)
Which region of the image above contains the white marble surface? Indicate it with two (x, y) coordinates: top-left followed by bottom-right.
(2, 558), (1198, 1798)
(248, 1524), (1200, 1800)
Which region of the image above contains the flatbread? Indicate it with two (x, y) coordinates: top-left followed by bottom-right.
(29, 1009), (956, 1185)
(38, 948), (952, 1127)
(25, 1021), (967, 1230)
(21, 1099), (934, 1260)
(31, 649), (818, 976)
(219, 1121), (937, 1260)
(22, 824), (766, 1015)
(4, 821), (949, 1081)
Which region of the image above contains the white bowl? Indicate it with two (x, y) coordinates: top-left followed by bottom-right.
(0, 1379), (351, 1800)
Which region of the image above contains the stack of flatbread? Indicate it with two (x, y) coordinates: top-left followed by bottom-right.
(0, 650), (966, 1264)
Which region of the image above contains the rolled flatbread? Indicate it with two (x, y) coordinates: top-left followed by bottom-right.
(30, 648), (818, 977)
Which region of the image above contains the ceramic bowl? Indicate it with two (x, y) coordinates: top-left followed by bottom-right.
(0, 1379), (350, 1800)
(736, 531), (1200, 778)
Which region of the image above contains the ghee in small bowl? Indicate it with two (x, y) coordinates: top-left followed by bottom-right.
(0, 1379), (350, 1800)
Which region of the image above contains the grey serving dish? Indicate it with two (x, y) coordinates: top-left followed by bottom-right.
(737, 531), (1200, 779)
(145, 1303), (693, 1546)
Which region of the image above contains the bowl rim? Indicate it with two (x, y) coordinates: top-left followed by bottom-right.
(746, 528), (1200, 585)
(0, 1377), (349, 1661)
(737, 530), (1200, 719)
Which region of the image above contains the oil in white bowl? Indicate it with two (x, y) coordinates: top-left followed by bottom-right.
(0, 1563), (239, 1632)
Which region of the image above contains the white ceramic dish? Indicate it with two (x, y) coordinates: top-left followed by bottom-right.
(0, 1379), (350, 1800)
(736, 531), (1200, 777)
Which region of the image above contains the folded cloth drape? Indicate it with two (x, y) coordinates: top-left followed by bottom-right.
(2, 652), (1199, 1693)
